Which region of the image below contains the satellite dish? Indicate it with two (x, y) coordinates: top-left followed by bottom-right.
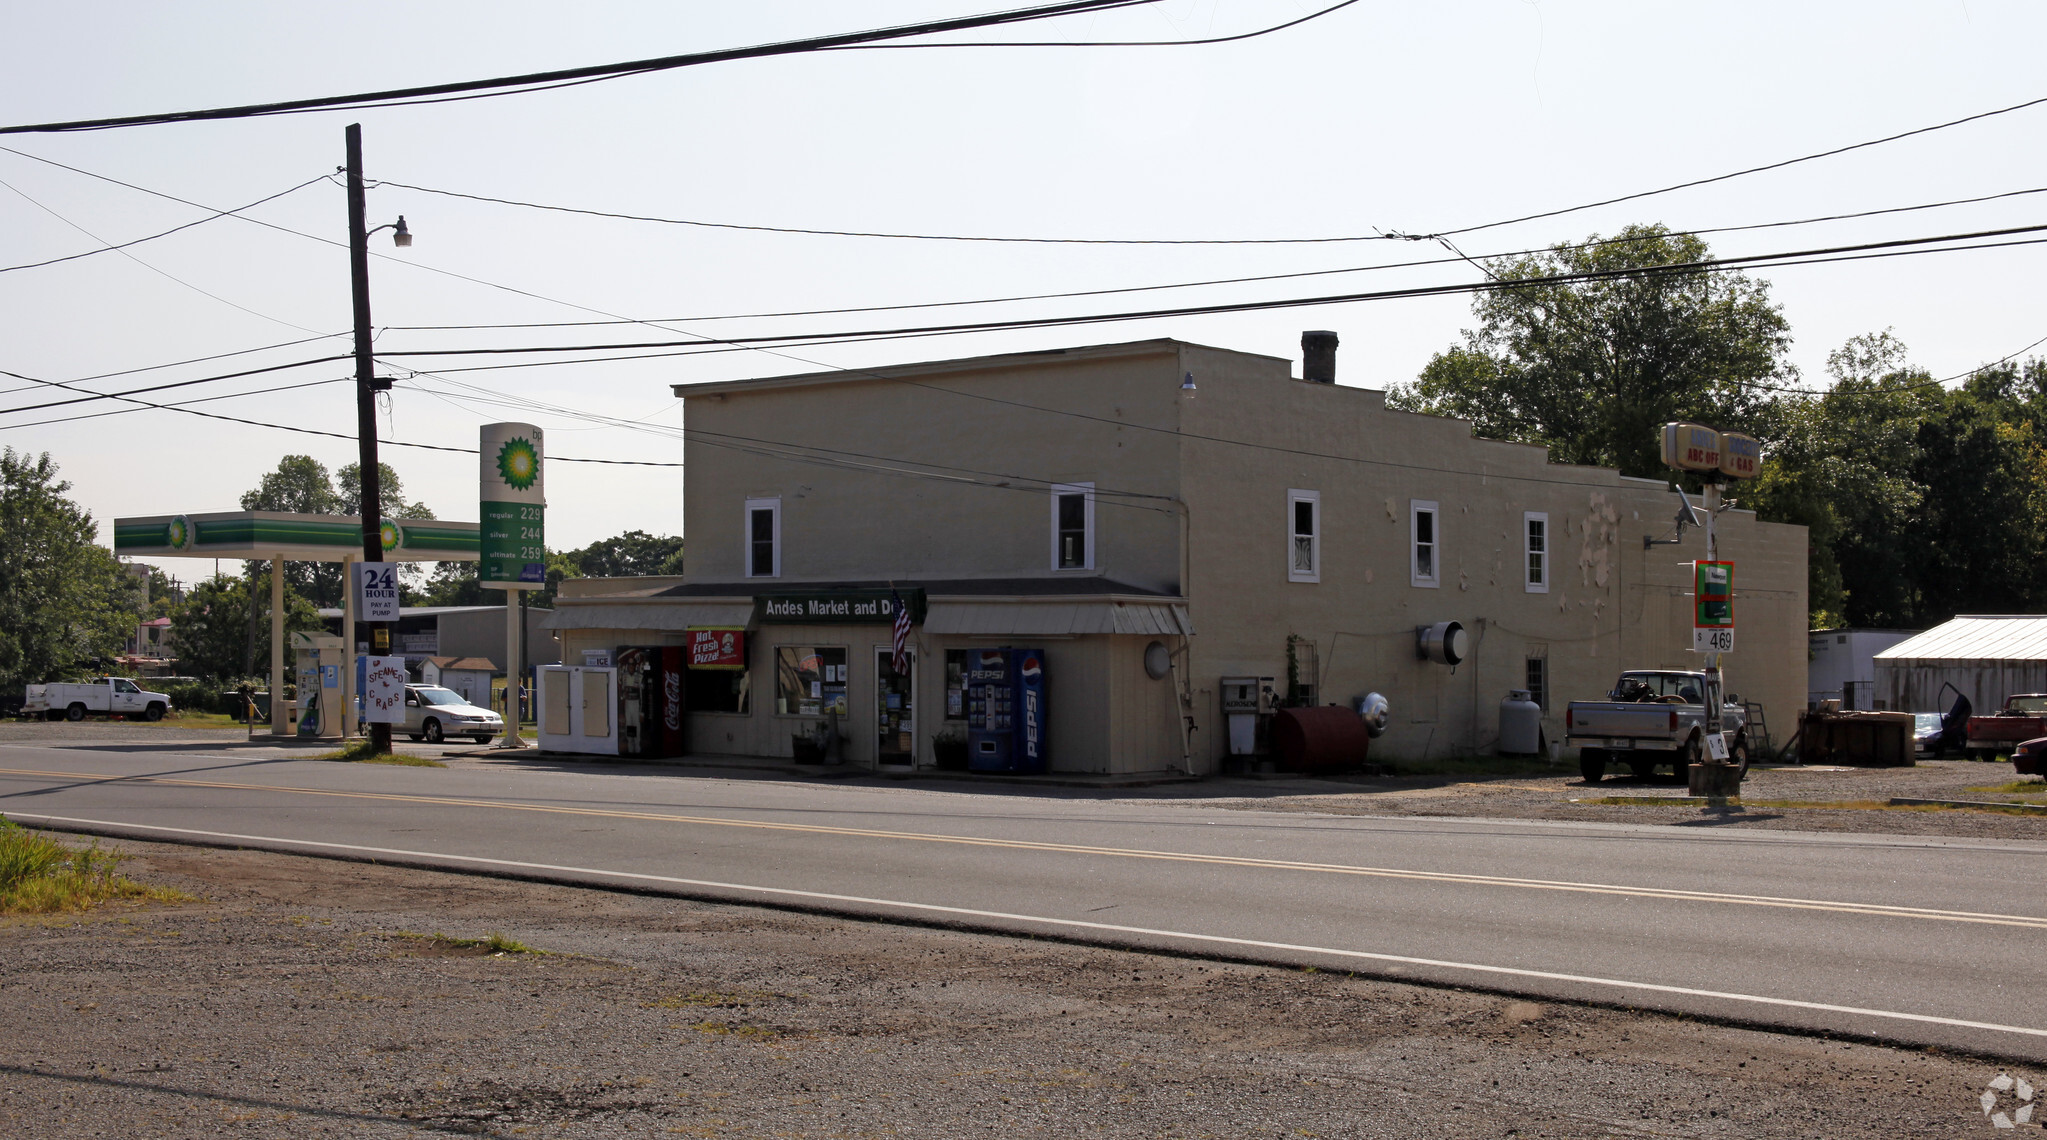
(1672, 485), (1705, 529)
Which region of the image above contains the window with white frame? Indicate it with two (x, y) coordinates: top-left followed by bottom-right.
(745, 497), (780, 578)
(1410, 499), (1439, 587)
(1288, 489), (1320, 582)
(1051, 482), (1094, 570)
(1524, 511), (1549, 593)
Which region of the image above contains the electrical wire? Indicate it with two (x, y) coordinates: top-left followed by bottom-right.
(0, 173), (329, 273)
(0, 331), (348, 397)
(377, 183), (2047, 331)
(833, 0), (1362, 48)
(0, 355), (352, 415)
(1, 376), (355, 430)
(0, 1), (1155, 134)
(362, 222), (2047, 360)
(1429, 93), (2047, 239)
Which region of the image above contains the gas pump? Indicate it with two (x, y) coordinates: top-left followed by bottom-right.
(290, 632), (346, 739)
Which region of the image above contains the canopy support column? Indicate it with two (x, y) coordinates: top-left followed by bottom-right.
(269, 555), (286, 735)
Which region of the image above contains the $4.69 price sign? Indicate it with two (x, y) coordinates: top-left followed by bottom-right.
(353, 562), (401, 623)
(1693, 627), (1734, 653)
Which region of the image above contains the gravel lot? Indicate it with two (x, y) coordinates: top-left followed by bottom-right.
(0, 837), (2032, 1138)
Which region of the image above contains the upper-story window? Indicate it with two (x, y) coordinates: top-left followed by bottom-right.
(1051, 483), (1094, 571)
(1411, 499), (1439, 588)
(745, 497), (780, 578)
(1524, 511), (1549, 593)
(1288, 489), (1320, 583)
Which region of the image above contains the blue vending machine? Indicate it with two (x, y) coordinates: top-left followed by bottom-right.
(965, 647), (1047, 773)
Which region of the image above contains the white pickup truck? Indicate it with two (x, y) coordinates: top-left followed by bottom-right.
(1565, 670), (1749, 783)
(24, 677), (173, 722)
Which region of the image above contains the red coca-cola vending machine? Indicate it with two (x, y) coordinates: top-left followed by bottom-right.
(617, 646), (687, 759)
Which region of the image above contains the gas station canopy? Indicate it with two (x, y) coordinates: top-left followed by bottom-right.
(114, 511), (478, 562)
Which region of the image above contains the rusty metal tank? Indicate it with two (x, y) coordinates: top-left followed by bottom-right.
(1271, 706), (1372, 772)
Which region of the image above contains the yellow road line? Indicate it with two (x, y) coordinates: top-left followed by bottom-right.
(6, 765), (2046, 931)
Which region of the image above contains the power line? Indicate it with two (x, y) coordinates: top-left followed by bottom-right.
(1429, 92), (2047, 239)
(0, 1), (1155, 134)
(362, 223), (2047, 360)
(0, 355), (352, 415)
(371, 176), (1406, 246)
(377, 183), (2047, 330)
(1, 376), (355, 430)
(0, 331), (348, 396)
(837, 0), (1362, 48)
(0, 173), (329, 273)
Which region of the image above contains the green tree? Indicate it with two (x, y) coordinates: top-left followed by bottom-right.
(169, 570), (322, 682)
(0, 450), (136, 692)
(571, 531), (684, 577)
(239, 456), (435, 607)
(1388, 224), (1794, 478)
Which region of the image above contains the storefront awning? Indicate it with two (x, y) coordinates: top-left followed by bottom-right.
(924, 599), (1192, 637)
(540, 600), (754, 632)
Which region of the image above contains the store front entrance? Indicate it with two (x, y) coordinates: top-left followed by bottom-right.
(875, 647), (915, 766)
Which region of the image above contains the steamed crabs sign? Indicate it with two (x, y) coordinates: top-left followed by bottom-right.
(480, 423), (545, 590)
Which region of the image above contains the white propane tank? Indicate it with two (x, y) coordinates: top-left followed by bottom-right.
(1498, 689), (1543, 755)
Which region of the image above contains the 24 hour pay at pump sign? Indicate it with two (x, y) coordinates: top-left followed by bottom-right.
(480, 422), (545, 589)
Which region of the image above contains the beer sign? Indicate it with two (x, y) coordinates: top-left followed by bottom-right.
(1660, 422), (1722, 473)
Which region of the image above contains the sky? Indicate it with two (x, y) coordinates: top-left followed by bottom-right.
(5, 1), (2045, 581)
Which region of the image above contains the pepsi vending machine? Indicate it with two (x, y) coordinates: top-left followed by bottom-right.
(965, 647), (1047, 773)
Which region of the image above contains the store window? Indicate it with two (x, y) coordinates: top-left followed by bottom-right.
(1524, 511), (1549, 594)
(1288, 489), (1320, 583)
(775, 646), (847, 716)
(944, 649), (969, 722)
(1051, 482), (1094, 570)
(1411, 499), (1439, 587)
(686, 669), (751, 714)
(745, 497), (780, 578)
(1526, 656), (1548, 712)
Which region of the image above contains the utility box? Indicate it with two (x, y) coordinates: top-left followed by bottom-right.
(1220, 676), (1274, 755)
(290, 632), (345, 739)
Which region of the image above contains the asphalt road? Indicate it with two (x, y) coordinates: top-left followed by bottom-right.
(6, 737), (2046, 1063)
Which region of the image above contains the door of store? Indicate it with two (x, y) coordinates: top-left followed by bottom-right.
(875, 647), (914, 766)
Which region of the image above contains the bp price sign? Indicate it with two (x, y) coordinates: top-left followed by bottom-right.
(480, 422), (545, 589)
(1693, 560), (1734, 652)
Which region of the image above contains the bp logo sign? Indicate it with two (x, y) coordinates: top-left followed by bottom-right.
(166, 515), (192, 551)
(378, 519), (403, 553)
(496, 436), (540, 491)
(1981, 1073), (2035, 1129)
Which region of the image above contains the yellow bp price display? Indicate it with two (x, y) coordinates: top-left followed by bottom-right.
(1693, 560), (1734, 652)
(480, 422), (546, 589)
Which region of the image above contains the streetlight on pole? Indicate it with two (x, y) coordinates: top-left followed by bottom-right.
(345, 122), (410, 754)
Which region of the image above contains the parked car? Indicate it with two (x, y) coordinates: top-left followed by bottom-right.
(1965, 693), (2047, 757)
(402, 685), (503, 744)
(1913, 712), (1947, 756)
(2013, 736), (2047, 777)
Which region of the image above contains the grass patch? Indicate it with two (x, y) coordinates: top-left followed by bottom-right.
(1376, 753), (1564, 780)
(1965, 780), (2047, 796)
(690, 1020), (783, 1041)
(315, 739), (444, 767)
(0, 817), (187, 914)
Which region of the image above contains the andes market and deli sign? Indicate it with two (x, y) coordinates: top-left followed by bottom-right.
(753, 588), (926, 626)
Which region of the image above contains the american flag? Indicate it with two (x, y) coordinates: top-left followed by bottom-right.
(891, 588), (912, 676)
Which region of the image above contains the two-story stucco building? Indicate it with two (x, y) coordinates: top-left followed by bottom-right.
(547, 334), (1807, 775)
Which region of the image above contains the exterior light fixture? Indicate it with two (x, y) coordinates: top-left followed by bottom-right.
(1180, 371), (1197, 393)
(392, 216), (412, 247)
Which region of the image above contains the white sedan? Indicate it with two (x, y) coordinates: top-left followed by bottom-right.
(402, 685), (503, 744)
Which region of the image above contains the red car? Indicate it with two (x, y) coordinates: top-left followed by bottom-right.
(2013, 736), (2047, 777)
